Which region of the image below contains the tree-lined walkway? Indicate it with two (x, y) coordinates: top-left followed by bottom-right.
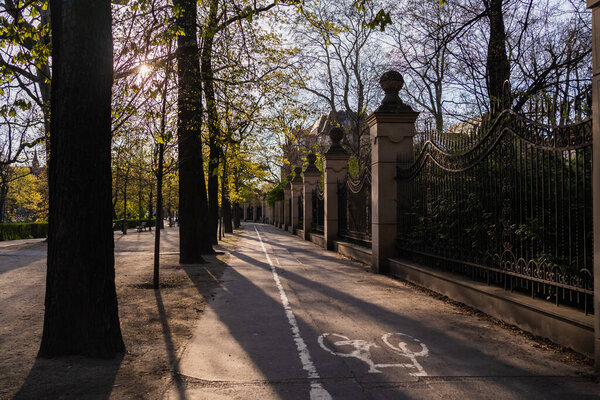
(168, 223), (598, 399)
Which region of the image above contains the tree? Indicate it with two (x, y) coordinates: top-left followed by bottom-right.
(0, 0), (51, 145)
(291, 0), (385, 166)
(174, 0), (213, 261)
(39, 0), (124, 357)
(484, 0), (510, 115)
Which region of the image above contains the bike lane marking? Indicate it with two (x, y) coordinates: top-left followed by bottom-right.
(254, 226), (332, 400)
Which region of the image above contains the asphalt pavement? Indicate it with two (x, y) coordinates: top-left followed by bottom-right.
(166, 223), (599, 400)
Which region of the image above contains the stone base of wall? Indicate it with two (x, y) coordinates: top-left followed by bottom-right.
(389, 258), (594, 357)
(308, 233), (325, 248)
(334, 241), (372, 265)
(296, 229), (304, 239)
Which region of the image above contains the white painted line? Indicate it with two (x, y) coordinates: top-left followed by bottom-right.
(254, 226), (332, 400)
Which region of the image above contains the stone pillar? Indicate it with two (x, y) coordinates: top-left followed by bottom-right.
(243, 202), (248, 221)
(291, 166), (303, 234)
(283, 179), (291, 231)
(303, 153), (320, 241)
(324, 128), (349, 250)
(253, 202), (258, 222)
(368, 71), (419, 274)
(588, 0), (600, 372)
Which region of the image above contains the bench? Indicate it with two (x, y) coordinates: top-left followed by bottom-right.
(136, 220), (152, 232)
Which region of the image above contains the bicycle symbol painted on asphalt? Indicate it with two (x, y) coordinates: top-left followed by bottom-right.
(317, 332), (429, 376)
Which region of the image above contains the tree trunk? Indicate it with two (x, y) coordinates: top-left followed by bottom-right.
(222, 154), (232, 233)
(122, 168), (129, 234)
(0, 179), (8, 223)
(137, 170), (143, 219)
(201, 0), (220, 246)
(485, 0), (510, 116)
(154, 142), (164, 289)
(175, 0), (213, 262)
(40, 0), (124, 358)
(233, 202), (241, 229)
(111, 169), (118, 220)
(148, 184), (153, 220)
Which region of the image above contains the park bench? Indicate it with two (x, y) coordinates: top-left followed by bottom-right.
(136, 220), (152, 232)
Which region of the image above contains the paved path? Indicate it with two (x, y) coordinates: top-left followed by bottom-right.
(167, 223), (598, 400)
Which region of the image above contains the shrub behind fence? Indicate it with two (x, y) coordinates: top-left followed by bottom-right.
(397, 110), (594, 314)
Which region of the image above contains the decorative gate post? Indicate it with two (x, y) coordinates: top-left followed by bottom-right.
(324, 128), (349, 250)
(291, 166), (303, 234)
(368, 71), (419, 274)
(283, 177), (291, 231)
(588, 0), (600, 372)
(303, 153), (320, 241)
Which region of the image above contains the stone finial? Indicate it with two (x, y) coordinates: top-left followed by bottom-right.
(292, 166), (303, 183)
(304, 152), (319, 174)
(376, 71), (414, 113)
(329, 127), (344, 145)
(325, 127), (348, 155)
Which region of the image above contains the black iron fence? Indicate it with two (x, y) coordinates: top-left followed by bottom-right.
(338, 170), (372, 248)
(397, 110), (593, 314)
(312, 186), (324, 234)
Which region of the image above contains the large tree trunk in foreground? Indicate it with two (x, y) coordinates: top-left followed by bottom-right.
(175, 0), (214, 262)
(40, 0), (124, 358)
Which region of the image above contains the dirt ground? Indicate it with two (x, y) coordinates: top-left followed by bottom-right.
(0, 226), (236, 400)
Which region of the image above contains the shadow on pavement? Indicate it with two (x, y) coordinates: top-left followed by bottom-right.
(13, 353), (123, 400)
(212, 223), (596, 399)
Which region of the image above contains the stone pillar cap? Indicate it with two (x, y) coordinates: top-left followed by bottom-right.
(325, 127), (348, 156)
(292, 166), (303, 183)
(375, 70), (415, 114)
(303, 152), (320, 174)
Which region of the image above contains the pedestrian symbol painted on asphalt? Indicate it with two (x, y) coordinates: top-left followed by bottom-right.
(318, 332), (429, 376)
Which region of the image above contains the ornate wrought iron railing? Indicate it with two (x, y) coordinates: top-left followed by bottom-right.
(312, 186), (324, 234)
(397, 110), (594, 314)
(338, 170), (372, 248)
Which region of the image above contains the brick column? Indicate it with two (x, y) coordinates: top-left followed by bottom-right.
(368, 71), (419, 274)
(303, 153), (320, 241)
(291, 166), (303, 234)
(283, 177), (291, 231)
(588, 0), (600, 372)
(324, 128), (349, 250)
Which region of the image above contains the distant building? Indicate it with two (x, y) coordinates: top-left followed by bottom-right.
(30, 149), (44, 176)
(281, 109), (365, 179)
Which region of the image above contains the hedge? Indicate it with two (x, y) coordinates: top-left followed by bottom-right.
(112, 218), (156, 231)
(0, 222), (48, 241)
